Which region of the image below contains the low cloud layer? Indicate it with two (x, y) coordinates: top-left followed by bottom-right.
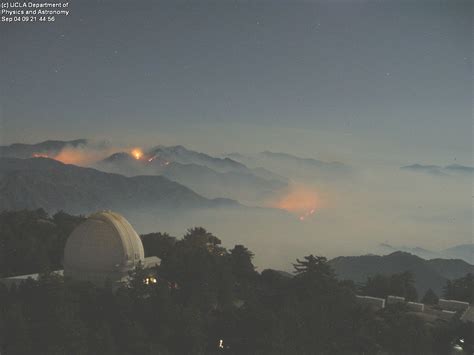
(401, 163), (474, 177)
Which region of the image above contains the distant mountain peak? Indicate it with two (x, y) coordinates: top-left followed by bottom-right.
(401, 163), (473, 176)
(329, 251), (474, 296)
(376, 243), (473, 264)
(147, 145), (248, 173)
(0, 139), (89, 160)
(96, 146), (287, 204)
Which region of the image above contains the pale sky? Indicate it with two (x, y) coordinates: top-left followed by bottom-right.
(1, 0), (471, 166)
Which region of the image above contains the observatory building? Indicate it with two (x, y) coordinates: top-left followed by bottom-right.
(1, 211), (160, 288)
(64, 211), (160, 286)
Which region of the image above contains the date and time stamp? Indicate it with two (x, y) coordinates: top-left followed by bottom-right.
(1, 1), (71, 23)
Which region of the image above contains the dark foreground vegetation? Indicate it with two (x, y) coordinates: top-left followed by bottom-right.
(0, 209), (472, 354)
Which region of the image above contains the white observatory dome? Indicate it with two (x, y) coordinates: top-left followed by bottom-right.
(64, 211), (157, 285)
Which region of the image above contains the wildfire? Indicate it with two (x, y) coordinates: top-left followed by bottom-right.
(54, 149), (89, 165)
(146, 155), (170, 166)
(33, 146), (117, 166)
(298, 208), (316, 221)
(32, 153), (50, 158)
(270, 184), (321, 221)
(131, 148), (143, 160)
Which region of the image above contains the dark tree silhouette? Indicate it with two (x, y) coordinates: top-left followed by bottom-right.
(444, 273), (474, 303)
(140, 232), (177, 259)
(421, 288), (438, 305)
(0, 210), (465, 355)
(362, 271), (418, 301)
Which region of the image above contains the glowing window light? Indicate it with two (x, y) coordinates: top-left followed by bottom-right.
(144, 277), (157, 285)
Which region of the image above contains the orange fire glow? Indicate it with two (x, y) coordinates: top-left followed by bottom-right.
(131, 148), (143, 160)
(147, 155), (170, 167)
(33, 146), (120, 166)
(54, 149), (89, 165)
(33, 151), (89, 165)
(32, 153), (50, 158)
(271, 185), (321, 221)
(298, 208), (316, 221)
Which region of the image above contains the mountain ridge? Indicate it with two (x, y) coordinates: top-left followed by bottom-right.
(97, 149), (286, 203)
(376, 242), (473, 264)
(328, 251), (474, 296)
(0, 139), (88, 159)
(401, 163), (474, 176)
(0, 157), (238, 215)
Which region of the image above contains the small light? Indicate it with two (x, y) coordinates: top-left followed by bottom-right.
(218, 339), (224, 349)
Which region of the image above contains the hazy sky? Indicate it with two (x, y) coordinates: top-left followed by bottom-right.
(1, 0), (472, 166)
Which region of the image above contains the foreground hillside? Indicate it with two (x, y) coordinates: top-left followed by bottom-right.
(0, 157), (236, 214)
(1, 209), (473, 354)
(329, 251), (474, 296)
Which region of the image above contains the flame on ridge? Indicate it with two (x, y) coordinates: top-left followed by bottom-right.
(131, 148), (143, 160)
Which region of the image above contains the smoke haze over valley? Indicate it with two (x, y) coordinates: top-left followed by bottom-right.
(0, 138), (471, 270)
